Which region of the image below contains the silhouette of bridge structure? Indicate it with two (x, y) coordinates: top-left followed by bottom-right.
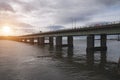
(2, 22), (120, 67)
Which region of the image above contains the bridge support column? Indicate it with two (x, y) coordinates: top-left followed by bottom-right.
(37, 38), (40, 45)
(19, 38), (22, 42)
(20, 38), (23, 42)
(118, 35), (120, 41)
(24, 38), (27, 43)
(67, 47), (73, 57)
(29, 38), (34, 44)
(86, 35), (94, 66)
(86, 34), (107, 67)
(56, 36), (62, 47)
(37, 37), (45, 46)
(100, 34), (107, 66)
(49, 37), (53, 46)
(68, 36), (73, 47)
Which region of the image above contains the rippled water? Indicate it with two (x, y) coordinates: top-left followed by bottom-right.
(0, 40), (120, 80)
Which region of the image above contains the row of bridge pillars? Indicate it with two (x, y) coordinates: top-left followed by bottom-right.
(56, 36), (73, 47)
(20, 34), (107, 67)
(21, 36), (73, 47)
(86, 34), (107, 67)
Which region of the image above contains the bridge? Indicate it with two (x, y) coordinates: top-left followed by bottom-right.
(11, 22), (120, 67)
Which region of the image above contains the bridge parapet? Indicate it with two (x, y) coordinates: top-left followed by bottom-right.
(19, 22), (120, 38)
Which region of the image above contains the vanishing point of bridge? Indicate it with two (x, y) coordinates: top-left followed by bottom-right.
(13, 22), (120, 66)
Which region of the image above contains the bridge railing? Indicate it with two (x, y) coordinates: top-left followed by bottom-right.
(19, 21), (120, 37)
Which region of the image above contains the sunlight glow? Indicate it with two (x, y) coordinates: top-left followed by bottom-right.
(1, 26), (12, 36)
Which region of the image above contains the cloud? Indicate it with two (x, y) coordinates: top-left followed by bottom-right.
(0, 16), (36, 35)
(98, 0), (120, 6)
(0, 2), (14, 12)
(53, 0), (120, 24)
(46, 25), (65, 31)
(4, 0), (120, 25)
(0, 0), (120, 35)
(17, 28), (35, 33)
(55, 11), (95, 24)
(16, 22), (34, 28)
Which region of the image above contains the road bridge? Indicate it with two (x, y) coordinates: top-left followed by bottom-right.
(14, 22), (120, 67)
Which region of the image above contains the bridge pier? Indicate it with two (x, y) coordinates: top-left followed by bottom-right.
(118, 35), (120, 41)
(67, 47), (73, 57)
(20, 38), (23, 42)
(56, 36), (62, 47)
(55, 36), (73, 48)
(37, 38), (40, 45)
(68, 36), (73, 47)
(49, 37), (53, 46)
(29, 38), (34, 44)
(100, 34), (107, 67)
(24, 38), (27, 43)
(86, 35), (94, 66)
(37, 37), (45, 46)
(19, 38), (22, 42)
(86, 34), (107, 66)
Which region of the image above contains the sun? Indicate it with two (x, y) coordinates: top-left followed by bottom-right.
(1, 26), (12, 36)
(2, 26), (11, 33)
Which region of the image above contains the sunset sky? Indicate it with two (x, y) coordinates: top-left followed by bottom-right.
(0, 0), (120, 35)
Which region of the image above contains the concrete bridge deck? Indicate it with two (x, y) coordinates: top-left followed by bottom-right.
(20, 23), (120, 38)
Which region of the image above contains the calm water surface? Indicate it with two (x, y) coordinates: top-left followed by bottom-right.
(0, 40), (120, 80)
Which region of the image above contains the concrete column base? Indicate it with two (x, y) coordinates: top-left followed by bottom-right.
(68, 36), (73, 47)
(29, 38), (34, 44)
(56, 36), (62, 47)
(86, 35), (94, 66)
(37, 37), (45, 46)
(49, 37), (53, 46)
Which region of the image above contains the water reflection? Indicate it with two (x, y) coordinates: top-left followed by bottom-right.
(55, 47), (63, 58)
(67, 47), (73, 58)
(49, 46), (107, 68)
(99, 51), (107, 69)
(47, 45), (119, 78)
(0, 40), (119, 80)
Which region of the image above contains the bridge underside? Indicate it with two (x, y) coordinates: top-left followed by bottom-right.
(13, 34), (108, 67)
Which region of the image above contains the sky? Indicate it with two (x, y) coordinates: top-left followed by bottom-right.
(0, 0), (120, 35)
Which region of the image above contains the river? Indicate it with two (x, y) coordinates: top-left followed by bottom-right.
(0, 40), (120, 80)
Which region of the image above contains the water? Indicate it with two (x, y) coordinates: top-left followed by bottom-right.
(0, 40), (120, 80)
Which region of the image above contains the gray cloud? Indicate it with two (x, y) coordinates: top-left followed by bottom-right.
(18, 28), (35, 33)
(46, 25), (65, 31)
(13, 22), (36, 35)
(55, 11), (96, 24)
(0, 2), (14, 12)
(16, 22), (34, 28)
(53, 0), (120, 24)
(0, 0), (120, 34)
(98, 0), (120, 6)
(10, 0), (40, 13)
(1, 0), (120, 23)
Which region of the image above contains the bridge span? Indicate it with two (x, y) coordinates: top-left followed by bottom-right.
(13, 22), (120, 67)
(21, 22), (120, 37)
